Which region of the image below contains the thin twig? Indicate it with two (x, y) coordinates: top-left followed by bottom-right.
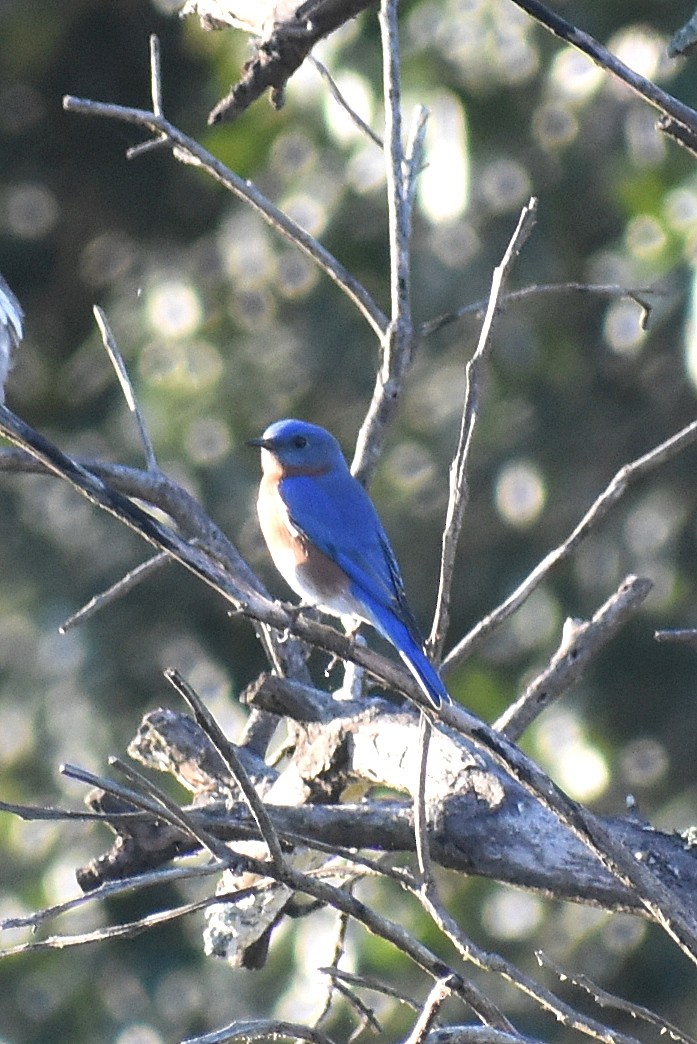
(416, 886), (640, 1044)
(319, 966), (419, 1010)
(1, 892), (230, 957)
(351, 0), (425, 485)
(63, 95), (387, 340)
(537, 951), (697, 1044)
(2, 861), (223, 933)
(60, 761), (170, 818)
(60, 551), (170, 632)
(655, 628), (697, 646)
(183, 1020), (338, 1044)
(315, 910), (352, 1027)
(328, 979), (383, 1037)
(93, 305), (157, 469)
(420, 283), (661, 339)
(511, 0), (697, 146)
(404, 104), (429, 214)
(404, 975), (455, 1044)
(309, 54), (383, 148)
(165, 668), (287, 872)
(414, 712), (434, 884)
(443, 414), (697, 672)
(381, 0), (410, 330)
(128, 34), (173, 160)
(495, 574), (653, 741)
(150, 32), (163, 116)
(108, 755), (237, 865)
(429, 198), (538, 659)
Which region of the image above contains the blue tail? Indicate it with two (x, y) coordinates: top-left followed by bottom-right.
(364, 601), (451, 708)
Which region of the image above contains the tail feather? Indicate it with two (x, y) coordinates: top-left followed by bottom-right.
(362, 598), (450, 708)
(399, 644), (451, 708)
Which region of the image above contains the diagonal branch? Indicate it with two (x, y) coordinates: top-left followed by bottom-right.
(443, 415), (697, 671)
(429, 198), (538, 659)
(510, 0), (697, 153)
(62, 94), (387, 340)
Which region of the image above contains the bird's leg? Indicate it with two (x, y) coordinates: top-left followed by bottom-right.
(333, 616), (365, 701)
(277, 599), (315, 642)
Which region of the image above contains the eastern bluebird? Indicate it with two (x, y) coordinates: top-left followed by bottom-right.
(248, 418), (450, 708)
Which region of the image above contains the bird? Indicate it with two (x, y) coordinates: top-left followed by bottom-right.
(248, 418), (450, 708)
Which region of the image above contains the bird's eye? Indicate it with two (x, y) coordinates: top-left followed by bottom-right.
(292, 435), (308, 449)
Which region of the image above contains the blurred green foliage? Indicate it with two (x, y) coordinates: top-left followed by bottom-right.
(1, 0), (697, 1039)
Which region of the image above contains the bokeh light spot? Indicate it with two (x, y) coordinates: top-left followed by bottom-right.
(80, 231), (136, 288)
(184, 416), (231, 464)
(535, 707), (609, 801)
(146, 281), (202, 339)
(495, 459), (546, 527)
(609, 26), (664, 82)
(664, 185), (697, 232)
(549, 47), (603, 100)
(482, 886), (543, 940)
(280, 192), (328, 238)
(532, 102), (578, 150)
(5, 182), (58, 239)
(621, 737), (669, 788)
(602, 913), (647, 955)
(625, 214), (667, 260)
(277, 250), (319, 298)
(139, 339), (223, 391)
(480, 158), (531, 214)
(603, 298), (646, 355)
(418, 91), (470, 223)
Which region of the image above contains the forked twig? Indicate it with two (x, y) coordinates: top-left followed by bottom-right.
(421, 282), (661, 339)
(351, 0), (428, 485)
(429, 198), (538, 659)
(165, 668), (287, 871)
(443, 415), (697, 672)
(63, 95), (387, 340)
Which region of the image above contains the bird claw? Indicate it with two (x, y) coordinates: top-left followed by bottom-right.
(278, 599), (312, 642)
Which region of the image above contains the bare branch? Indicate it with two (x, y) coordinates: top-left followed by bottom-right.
(421, 283), (663, 339)
(443, 415), (697, 672)
(183, 1018), (338, 1044)
(194, 0), (377, 126)
(511, 0), (697, 154)
(417, 887), (640, 1044)
(351, 0), (426, 484)
(537, 951), (697, 1044)
(165, 669), (287, 871)
(60, 552), (171, 633)
(495, 574), (654, 741)
(93, 305), (157, 469)
(62, 94), (387, 340)
(429, 199), (538, 659)
(440, 699), (697, 968)
(309, 54), (383, 148)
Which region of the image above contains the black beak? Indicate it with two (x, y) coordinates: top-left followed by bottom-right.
(246, 436), (270, 449)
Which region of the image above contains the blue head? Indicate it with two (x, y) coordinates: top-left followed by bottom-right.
(248, 419), (348, 475)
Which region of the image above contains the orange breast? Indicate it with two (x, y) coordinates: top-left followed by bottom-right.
(256, 472), (354, 611)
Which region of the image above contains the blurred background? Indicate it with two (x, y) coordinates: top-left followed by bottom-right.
(1, 0), (697, 1039)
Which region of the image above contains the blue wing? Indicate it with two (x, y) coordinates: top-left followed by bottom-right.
(280, 471), (450, 707)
